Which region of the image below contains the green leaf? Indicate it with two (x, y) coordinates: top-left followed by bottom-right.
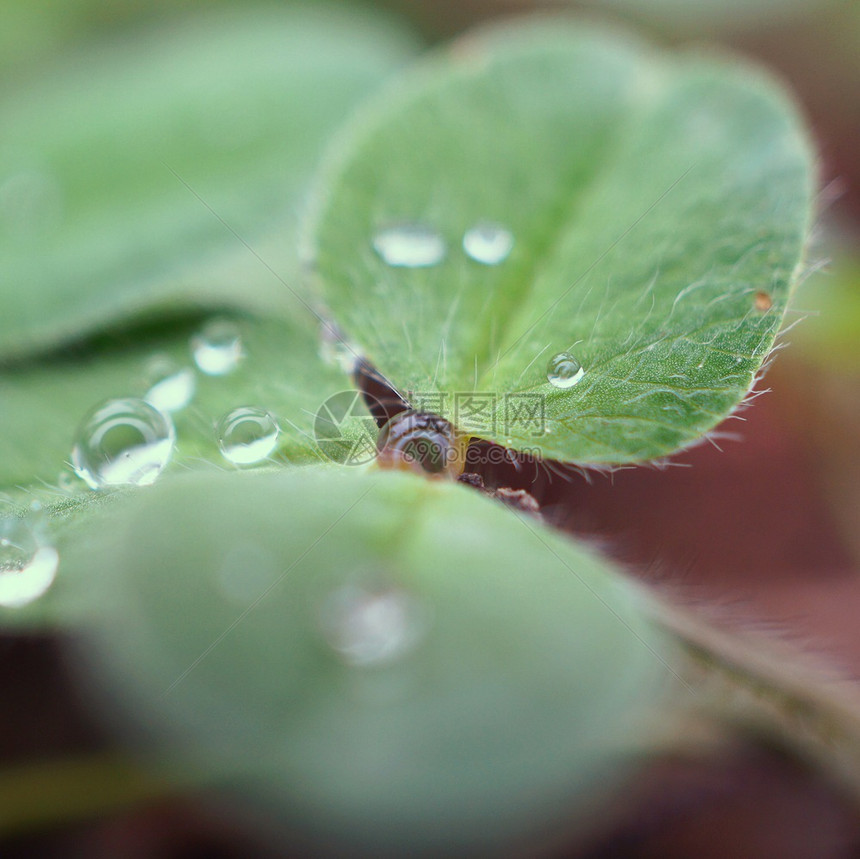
(0, 4), (418, 360)
(63, 466), (673, 852)
(308, 19), (815, 464)
(580, 0), (835, 32)
(0, 313), (370, 499)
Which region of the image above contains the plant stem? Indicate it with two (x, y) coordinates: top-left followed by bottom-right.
(649, 596), (860, 802)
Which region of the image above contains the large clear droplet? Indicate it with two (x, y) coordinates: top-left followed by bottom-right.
(71, 398), (176, 489)
(319, 580), (427, 667)
(546, 352), (585, 389)
(372, 222), (446, 268)
(462, 221), (514, 265)
(143, 354), (196, 413)
(0, 505), (58, 609)
(217, 407), (280, 465)
(191, 318), (243, 376)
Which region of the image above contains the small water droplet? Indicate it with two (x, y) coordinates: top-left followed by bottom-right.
(547, 352), (585, 388)
(0, 508), (58, 608)
(71, 398), (175, 489)
(462, 221), (514, 265)
(319, 580), (427, 667)
(217, 407), (280, 465)
(372, 222), (446, 268)
(191, 319), (243, 376)
(143, 355), (196, 413)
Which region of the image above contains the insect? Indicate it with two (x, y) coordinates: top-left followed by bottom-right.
(355, 359), (546, 516)
(376, 408), (468, 478)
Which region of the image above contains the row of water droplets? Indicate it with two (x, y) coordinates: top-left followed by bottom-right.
(372, 220), (585, 389)
(69, 317), (282, 492)
(0, 320), (280, 612)
(373, 220), (514, 268)
(7, 348), (422, 670)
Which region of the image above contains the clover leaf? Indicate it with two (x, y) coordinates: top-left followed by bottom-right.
(64, 467), (674, 853)
(308, 19), (814, 463)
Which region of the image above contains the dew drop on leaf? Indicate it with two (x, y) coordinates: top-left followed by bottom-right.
(462, 220), (513, 265)
(71, 398), (176, 489)
(191, 318), (243, 376)
(143, 354), (196, 413)
(546, 352), (585, 389)
(319, 579), (427, 667)
(216, 406), (280, 465)
(372, 222), (446, 268)
(0, 504), (59, 608)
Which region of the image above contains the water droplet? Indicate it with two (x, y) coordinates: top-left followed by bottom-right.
(191, 319), (243, 376)
(217, 407), (280, 465)
(376, 410), (467, 478)
(372, 222), (446, 268)
(319, 580), (427, 667)
(71, 398), (175, 489)
(143, 355), (196, 413)
(546, 352), (585, 388)
(462, 221), (514, 265)
(0, 507), (58, 608)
